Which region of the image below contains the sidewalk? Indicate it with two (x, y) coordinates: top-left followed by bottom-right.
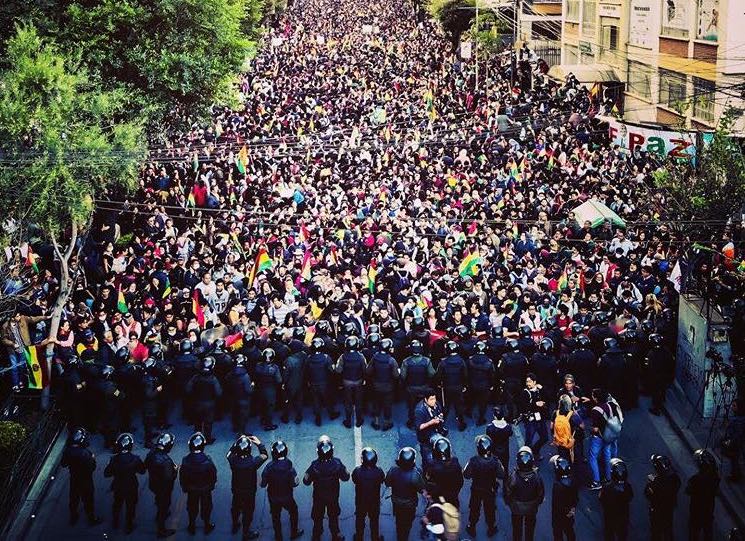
(664, 382), (745, 528)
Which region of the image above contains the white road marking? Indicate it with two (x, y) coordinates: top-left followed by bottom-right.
(354, 422), (363, 466)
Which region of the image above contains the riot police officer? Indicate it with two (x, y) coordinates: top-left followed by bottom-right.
(367, 337), (399, 431)
(517, 326), (537, 357)
(91, 364), (123, 448)
(352, 447), (385, 541)
(61, 428), (101, 526)
(588, 312), (615, 357)
(468, 341), (495, 425)
(599, 458), (634, 541)
(550, 455), (578, 541)
(179, 432), (218, 535)
(335, 335), (367, 428)
(142, 357), (164, 447)
(144, 433), (177, 538)
(104, 433), (146, 533)
(425, 437), (464, 506)
(437, 341), (468, 431)
(504, 447), (545, 541)
(282, 334), (307, 424)
(269, 327), (291, 365)
(172, 339), (198, 419)
(486, 405), (514, 473)
(227, 434), (269, 540)
(261, 441), (304, 541)
(401, 340), (436, 429)
(225, 354), (254, 434)
(59, 355), (87, 429)
(565, 335), (597, 391)
(463, 435), (505, 537)
(185, 357), (222, 443)
(644, 334), (674, 416)
(499, 339), (529, 402)
(255, 348), (283, 431)
(531, 338), (559, 392)
(306, 337), (341, 425)
(686, 449), (720, 541)
(385, 447), (425, 541)
(597, 337), (628, 408)
(303, 435), (350, 541)
(645, 454), (681, 541)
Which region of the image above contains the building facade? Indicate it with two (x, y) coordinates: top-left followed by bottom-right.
(560, 0), (745, 133)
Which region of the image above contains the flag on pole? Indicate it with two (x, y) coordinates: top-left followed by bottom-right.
(670, 261), (683, 292)
(248, 247), (273, 287)
(24, 345), (45, 389)
(225, 332), (244, 351)
(301, 250), (313, 281)
(458, 251), (482, 277)
(367, 260), (378, 293)
(117, 286), (129, 314)
(187, 192), (196, 207)
(192, 290), (206, 328)
(162, 276), (172, 299)
(236, 145), (249, 175)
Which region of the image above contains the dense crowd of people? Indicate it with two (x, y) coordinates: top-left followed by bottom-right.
(3, 0), (745, 538)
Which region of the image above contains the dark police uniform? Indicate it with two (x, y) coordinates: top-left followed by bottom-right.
(227, 442), (268, 539)
(261, 457), (302, 540)
(352, 461), (386, 541)
(463, 453), (505, 533)
(225, 364), (254, 434)
(437, 353), (468, 428)
(254, 358), (283, 430)
(468, 352), (495, 423)
(179, 449), (218, 531)
(303, 455), (350, 540)
(306, 351), (340, 423)
(367, 350), (399, 430)
(425, 456), (464, 507)
(282, 348), (307, 423)
(336, 349), (367, 427)
(61, 442), (98, 524)
(103, 449), (146, 531)
(144, 447), (178, 535)
(385, 463), (425, 541)
(400, 353), (435, 427)
(599, 481), (634, 541)
(185, 371), (222, 442)
(645, 467), (681, 541)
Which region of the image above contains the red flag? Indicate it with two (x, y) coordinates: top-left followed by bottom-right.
(192, 290), (205, 328)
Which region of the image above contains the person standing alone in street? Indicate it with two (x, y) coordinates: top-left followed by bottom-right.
(144, 432), (177, 538)
(261, 440), (304, 541)
(227, 434), (268, 540)
(179, 432), (218, 535)
(61, 428), (101, 527)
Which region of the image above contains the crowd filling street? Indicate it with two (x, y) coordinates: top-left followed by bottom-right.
(4, 0), (745, 539)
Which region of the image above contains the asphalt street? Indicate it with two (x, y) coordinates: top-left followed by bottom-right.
(24, 395), (736, 541)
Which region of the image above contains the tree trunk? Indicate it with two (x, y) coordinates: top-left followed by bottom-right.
(41, 223), (77, 411)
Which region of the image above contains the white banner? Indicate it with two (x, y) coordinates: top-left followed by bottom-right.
(629, 0), (653, 48)
(696, 0), (719, 41)
(663, 0), (690, 31)
(460, 41), (473, 60)
(605, 117), (698, 160)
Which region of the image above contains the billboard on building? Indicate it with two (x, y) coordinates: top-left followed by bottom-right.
(629, 0), (654, 48)
(663, 0), (690, 31)
(605, 117), (699, 160)
(696, 0), (719, 41)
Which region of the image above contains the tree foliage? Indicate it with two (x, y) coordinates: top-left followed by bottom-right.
(0, 25), (145, 236)
(652, 106), (745, 235)
(427, 0), (478, 50)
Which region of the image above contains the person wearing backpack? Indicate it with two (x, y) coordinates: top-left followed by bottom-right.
(423, 493), (461, 541)
(504, 446), (545, 541)
(588, 388), (623, 490)
(551, 394), (580, 463)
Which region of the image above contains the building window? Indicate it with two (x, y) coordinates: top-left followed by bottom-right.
(566, 0), (580, 21)
(627, 60), (653, 100)
(661, 0), (690, 38)
(692, 77), (715, 122)
(601, 25), (618, 50)
(659, 69), (687, 109)
(582, 0), (597, 38)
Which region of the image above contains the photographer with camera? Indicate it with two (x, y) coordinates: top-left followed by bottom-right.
(519, 373), (549, 460)
(415, 389), (447, 467)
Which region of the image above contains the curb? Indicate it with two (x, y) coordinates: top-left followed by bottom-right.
(663, 385), (745, 530)
(4, 426), (67, 541)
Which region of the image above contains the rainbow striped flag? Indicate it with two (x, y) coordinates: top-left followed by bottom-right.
(459, 251), (482, 277)
(248, 247), (273, 287)
(192, 290), (205, 328)
(368, 260), (378, 293)
(117, 286), (128, 314)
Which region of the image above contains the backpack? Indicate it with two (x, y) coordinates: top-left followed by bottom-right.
(553, 411), (575, 450)
(594, 400), (624, 443)
(430, 500), (460, 540)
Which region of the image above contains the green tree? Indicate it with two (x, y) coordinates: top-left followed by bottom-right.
(428, 0), (478, 50)
(0, 25), (146, 407)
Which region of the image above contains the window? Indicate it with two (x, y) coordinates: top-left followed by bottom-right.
(661, 0), (690, 38)
(692, 77), (715, 122)
(627, 61), (653, 100)
(566, 0), (580, 21)
(582, 0), (597, 38)
(601, 25), (618, 50)
(659, 69), (687, 108)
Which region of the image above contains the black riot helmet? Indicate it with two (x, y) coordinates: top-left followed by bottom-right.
(244, 331), (256, 347)
(317, 435), (334, 460)
(270, 327), (285, 341)
(694, 449), (717, 473)
(180, 339), (193, 354)
(649, 333), (664, 346)
(610, 458), (628, 483)
(293, 327), (306, 341)
(234, 354), (247, 367)
(570, 322), (583, 337)
(651, 454), (672, 475)
(271, 440), (288, 460)
(101, 365), (115, 379)
(539, 337), (554, 354)
(115, 433), (134, 454)
(388, 319), (401, 332)
(361, 447), (378, 467)
(432, 436), (452, 461)
(343, 321), (358, 336)
(232, 435), (252, 458)
(410, 340), (423, 354)
(641, 319), (656, 334)
(380, 338), (394, 353)
(201, 356), (216, 374)
(453, 324), (469, 339)
(476, 435), (492, 458)
(67, 355), (80, 367)
(413, 316), (425, 330)
(262, 348), (277, 363)
(189, 432), (206, 453)
(316, 320), (330, 335)
(544, 316), (558, 330)
(624, 320), (638, 331)
(149, 342), (163, 359)
(594, 311), (609, 324)
(115, 346), (129, 363)
(213, 338), (226, 352)
(367, 333), (381, 347)
(345, 335), (360, 351)
(551, 455), (572, 486)
(507, 338), (520, 352)
(155, 433), (175, 453)
(70, 427), (89, 447)
(445, 340), (459, 355)
(516, 446), (535, 472)
(604, 337), (618, 350)
(475, 341), (487, 354)
(397, 447), (416, 470)
(367, 324), (380, 336)
(576, 334), (591, 348)
(519, 325), (532, 338)
(143, 357), (157, 372)
(311, 337), (325, 352)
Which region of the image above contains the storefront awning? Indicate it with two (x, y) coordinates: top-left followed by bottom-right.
(547, 63), (621, 84)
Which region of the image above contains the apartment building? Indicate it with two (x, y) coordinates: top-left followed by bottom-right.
(559, 0), (745, 133)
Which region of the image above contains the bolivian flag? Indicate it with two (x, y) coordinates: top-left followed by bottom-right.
(24, 345), (45, 389)
(459, 251), (482, 277)
(248, 247), (273, 287)
(117, 286), (129, 314)
(368, 260), (378, 293)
